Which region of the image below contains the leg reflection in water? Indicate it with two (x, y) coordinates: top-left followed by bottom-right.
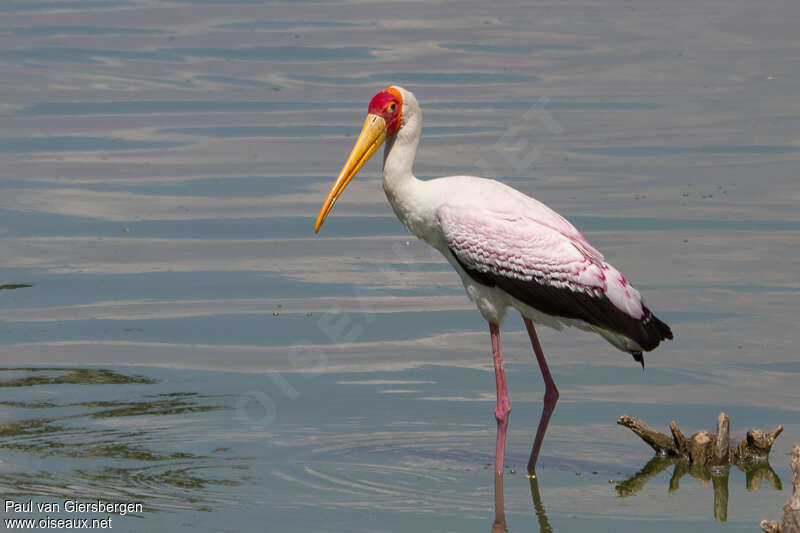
(529, 474), (554, 533)
(492, 474), (507, 533)
(491, 473), (553, 533)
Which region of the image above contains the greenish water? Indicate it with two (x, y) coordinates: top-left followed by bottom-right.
(0, 366), (792, 532)
(1, 0), (799, 531)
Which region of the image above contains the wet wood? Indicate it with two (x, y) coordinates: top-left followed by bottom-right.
(761, 444), (800, 533)
(738, 427), (785, 463)
(688, 429), (713, 465)
(712, 412), (730, 466)
(618, 412), (782, 465)
(669, 420), (687, 453)
(617, 415), (677, 456)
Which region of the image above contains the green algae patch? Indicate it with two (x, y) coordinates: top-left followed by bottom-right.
(0, 417), (62, 439)
(0, 368), (156, 387)
(87, 397), (227, 418)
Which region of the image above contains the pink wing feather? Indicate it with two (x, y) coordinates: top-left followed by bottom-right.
(490, 184), (606, 264)
(437, 203), (645, 321)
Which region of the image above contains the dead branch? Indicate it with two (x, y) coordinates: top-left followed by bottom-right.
(739, 426), (785, 463)
(761, 444), (800, 533)
(618, 412), (782, 466)
(712, 412), (730, 466)
(617, 415), (678, 456)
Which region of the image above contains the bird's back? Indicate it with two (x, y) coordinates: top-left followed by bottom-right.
(427, 175), (604, 258)
(426, 175), (672, 361)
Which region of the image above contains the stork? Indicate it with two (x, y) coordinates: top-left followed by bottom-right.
(314, 86), (673, 475)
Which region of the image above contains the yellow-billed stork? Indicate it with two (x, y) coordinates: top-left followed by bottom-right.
(314, 86), (673, 475)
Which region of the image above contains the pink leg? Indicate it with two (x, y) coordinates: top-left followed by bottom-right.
(523, 317), (559, 474)
(490, 322), (511, 475)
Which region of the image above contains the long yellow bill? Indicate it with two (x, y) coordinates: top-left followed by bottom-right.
(314, 113), (387, 233)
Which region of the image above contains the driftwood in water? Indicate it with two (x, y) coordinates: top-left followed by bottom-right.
(761, 444), (800, 533)
(618, 412), (782, 465)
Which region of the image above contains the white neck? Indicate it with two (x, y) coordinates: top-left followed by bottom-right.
(382, 116), (419, 188)
(383, 117), (421, 233)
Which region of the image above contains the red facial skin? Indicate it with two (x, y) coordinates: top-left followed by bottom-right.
(367, 87), (403, 134)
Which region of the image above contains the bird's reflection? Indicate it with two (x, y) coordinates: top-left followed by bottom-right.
(528, 475), (554, 533)
(616, 457), (782, 522)
(492, 474), (508, 533)
(491, 473), (553, 533)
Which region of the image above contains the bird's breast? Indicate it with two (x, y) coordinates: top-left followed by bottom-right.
(383, 178), (448, 250)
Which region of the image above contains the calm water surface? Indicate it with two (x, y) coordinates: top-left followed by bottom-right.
(1, 1), (799, 531)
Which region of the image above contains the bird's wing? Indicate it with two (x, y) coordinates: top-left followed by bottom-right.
(490, 183), (605, 264)
(437, 204), (671, 354)
(437, 203), (607, 296)
(435, 176), (604, 263)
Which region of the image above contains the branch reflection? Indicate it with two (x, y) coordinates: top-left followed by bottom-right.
(616, 457), (782, 522)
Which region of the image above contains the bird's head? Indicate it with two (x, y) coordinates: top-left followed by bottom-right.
(367, 86), (404, 134)
(314, 86), (411, 233)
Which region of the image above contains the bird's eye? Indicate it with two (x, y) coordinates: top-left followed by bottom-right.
(388, 103), (396, 112)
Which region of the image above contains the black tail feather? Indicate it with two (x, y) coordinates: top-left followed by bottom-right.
(649, 312), (673, 341)
(639, 307), (673, 351)
(630, 312), (671, 368)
